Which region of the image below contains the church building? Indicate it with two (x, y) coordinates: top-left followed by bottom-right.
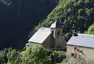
(26, 20), (66, 49)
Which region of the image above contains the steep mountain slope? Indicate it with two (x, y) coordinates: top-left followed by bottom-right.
(34, 0), (94, 35)
(32, 0), (94, 41)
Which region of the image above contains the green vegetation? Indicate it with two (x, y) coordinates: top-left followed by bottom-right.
(85, 24), (94, 34)
(0, 45), (66, 64)
(21, 45), (52, 64)
(34, 0), (94, 36)
(0, 0), (94, 64)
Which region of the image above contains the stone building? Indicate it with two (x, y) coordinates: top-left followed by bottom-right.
(26, 20), (66, 49)
(67, 33), (94, 64)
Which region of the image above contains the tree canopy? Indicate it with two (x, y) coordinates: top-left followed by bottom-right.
(32, 0), (94, 41)
(34, 0), (94, 34)
(0, 45), (66, 64)
(85, 24), (94, 34)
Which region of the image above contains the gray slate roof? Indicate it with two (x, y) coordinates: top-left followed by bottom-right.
(28, 27), (51, 44)
(67, 33), (94, 48)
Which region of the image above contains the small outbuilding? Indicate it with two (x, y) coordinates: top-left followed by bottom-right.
(67, 33), (94, 63)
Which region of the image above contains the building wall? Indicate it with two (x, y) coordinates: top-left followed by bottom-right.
(67, 45), (94, 63)
(26, 42), (39, 48)
(51, 28), (56, 38)
(55, 28), (66, 49)
(42, 33), (55, 49)
(55, 35), (66, 49)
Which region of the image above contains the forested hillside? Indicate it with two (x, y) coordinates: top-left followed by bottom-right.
(0, 0), (94, 64)
(34, 0), (94, 40)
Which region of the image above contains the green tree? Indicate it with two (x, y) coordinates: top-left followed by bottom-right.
(21, 45), (52, 64)
(7, 49), (21, 64)
(33, 0), (94, 39)
(0, 48), (8, 64)
(85, 24), (94, 34)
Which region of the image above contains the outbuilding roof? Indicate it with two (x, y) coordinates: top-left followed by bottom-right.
(67, 33), (94, 48)
(28, 27), (51, 44)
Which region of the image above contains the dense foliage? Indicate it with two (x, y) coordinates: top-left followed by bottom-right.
(0, 45), (66, 64)
(0, 0), (94, 64)
(85, 24), (94, 34)
(34, 0), (94, 35)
